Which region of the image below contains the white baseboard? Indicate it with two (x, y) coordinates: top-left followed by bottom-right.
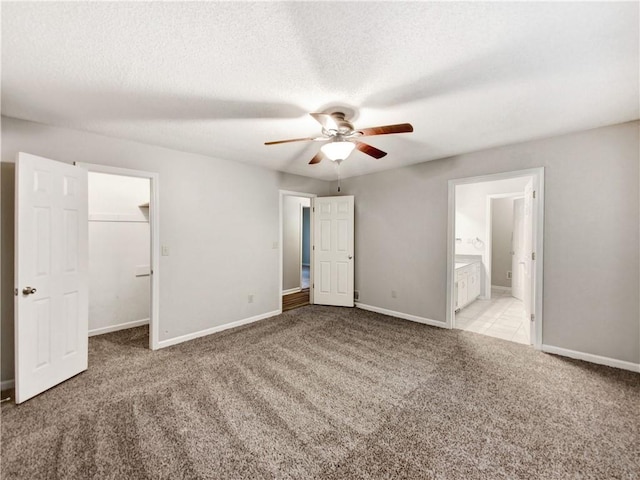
(1, 379), (15, 390)
(89, 318), (150, 337)
(355, 303), (447, 329)
(491, 285), (512, 292)
(157, 309), (281, 349)
(282, 287), (301, 296)
(542, 344), (640, 373)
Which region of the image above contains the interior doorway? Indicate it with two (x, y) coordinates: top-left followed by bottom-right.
(77, 163), (160, 349)
(87, 172), (151, 342)
(279, 191), (316, 312)
(447, 168), (544, 348)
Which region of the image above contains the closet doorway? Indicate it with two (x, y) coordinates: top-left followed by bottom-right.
(77, 163), (160, 349)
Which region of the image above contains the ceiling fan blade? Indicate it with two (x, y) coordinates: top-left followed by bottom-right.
(358, 123), (414, 137)
(265, 137), (316, 146)
(355, 141), (388, 159)
(310, 113), (340, 131)
(309, 151), (325, 164)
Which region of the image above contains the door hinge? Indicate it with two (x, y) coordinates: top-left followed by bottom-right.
(532, 252), (536, 260)
(530, 313), (535, 322)
(150, 269), (154, 275)
(14, 288), (18, 296)
(533, 190), (536, 199)
(312, 245), (315, 251)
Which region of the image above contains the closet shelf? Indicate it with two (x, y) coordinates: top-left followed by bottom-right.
(139, 202), (150, 208)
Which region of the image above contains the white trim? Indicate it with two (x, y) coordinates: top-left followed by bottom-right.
(491, 285), (512, 292)
(447, 167), (545, 351)
(279, 190), (317, 313)
(157, 310), (281, 349)
(355, 303), (447, 329)
(88, 318), (150, 337)
(75, 162), (161, 350)
(282, 287), (301, 296)
(542, 345), (640, 373)
(1, 380), (15, 391)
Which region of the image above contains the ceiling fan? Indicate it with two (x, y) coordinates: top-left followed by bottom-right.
(265, 112), (413, 164)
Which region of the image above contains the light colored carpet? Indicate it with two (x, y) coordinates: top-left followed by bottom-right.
(2, 305), (639, 479)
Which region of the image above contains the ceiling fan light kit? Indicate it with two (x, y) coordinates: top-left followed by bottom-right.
(265, 111), (414, 167)
(321, 139), (356, 161)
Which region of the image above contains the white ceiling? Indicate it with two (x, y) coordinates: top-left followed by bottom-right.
(2, 2), (638, 180)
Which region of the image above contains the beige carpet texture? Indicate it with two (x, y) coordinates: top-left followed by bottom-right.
(2, 305), (639, 479)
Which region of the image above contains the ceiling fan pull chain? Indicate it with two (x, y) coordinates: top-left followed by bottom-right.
(334, 159), (342, 192)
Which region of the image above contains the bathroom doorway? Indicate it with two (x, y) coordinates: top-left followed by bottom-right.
(447, 168), (544, 348)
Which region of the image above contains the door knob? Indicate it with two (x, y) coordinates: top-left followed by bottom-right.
(22, 286), (37, 295)
(348, 255), (353, 260)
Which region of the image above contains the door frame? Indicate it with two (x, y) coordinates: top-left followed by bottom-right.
(484, 192), (524, 299)
(279, 190), (316, 312)
(446, 168), (545, 349)
(75, 162), (161, 350)
(300, 205), (311, 289)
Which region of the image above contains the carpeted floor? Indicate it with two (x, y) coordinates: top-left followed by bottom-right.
(2, 306), (639, 479)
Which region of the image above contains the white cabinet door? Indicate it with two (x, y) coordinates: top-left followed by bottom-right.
(313, 196), (354, 307)
(469, 267), (478, 299)
(15, 153), (88, 403)
(457, 271), (468, 308)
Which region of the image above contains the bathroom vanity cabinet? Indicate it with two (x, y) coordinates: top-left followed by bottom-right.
(455, 261), (481, 311)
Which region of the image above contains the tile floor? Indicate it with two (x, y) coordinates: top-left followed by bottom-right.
(455, 287), (530, 345)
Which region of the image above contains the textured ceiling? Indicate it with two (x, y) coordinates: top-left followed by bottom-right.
(2, 2), (638, 180)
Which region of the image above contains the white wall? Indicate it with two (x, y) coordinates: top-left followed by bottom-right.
(341, 121), (640, 365)
(282, 196), (310, 292)
(491, 197), (516, 288)
(88, 172), (150, 334)
(0, 116), (331, 383)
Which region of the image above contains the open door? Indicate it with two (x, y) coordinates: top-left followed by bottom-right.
(15, 152), (88, 403)
(523, 179), (535, 345)
(312, 196), (354, 307)
(511, 198), (525, 301)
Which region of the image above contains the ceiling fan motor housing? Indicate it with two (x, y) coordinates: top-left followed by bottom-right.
(329, 112), (355, 135)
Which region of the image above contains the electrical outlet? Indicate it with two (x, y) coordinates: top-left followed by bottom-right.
(391, 290), (397, 298)
(272, 241), (278, 249)
(248, 294), (254, 304)
(161, 245), (170, 256)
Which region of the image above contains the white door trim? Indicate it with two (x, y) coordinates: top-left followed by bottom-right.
(447, 168), (545, 350)
(75, 162), (161, 350)
(279, 190), (316, 311)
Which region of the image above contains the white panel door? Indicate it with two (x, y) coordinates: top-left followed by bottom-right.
(523, 180), (535, 345)
(313, 196), (354, 307)
(15, 152), (88, 403)
(511, 198), (525, 301)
